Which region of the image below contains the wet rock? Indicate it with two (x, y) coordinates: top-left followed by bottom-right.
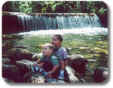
(31, 74), (45, 84)
(79, 47), (90, 50)
(2, 39), (16, 54)
(7, 48), (33, 63)
(2, 58), (11, 64)
(68, 54), (88, 78)
(68, 54), (84, 60)
(57, 80), (65, 83)
(3, 78), (14, 83)
(84, 70), (94, 82)
(16, 59), (37, 82)
(16, 59), (35, 71)
(98, 53), (108, 67)
(2, 14), (23, 34)
(93, 67), (109, 83)
(87, 59), (96, 63)
(2, 34), (24, 56)
(14, 46), (27, 49)
(94, 47), (108, 55)
(2, 64), (22, 82)
(2, 34), (23, 40)
(65, 66), (79, 82)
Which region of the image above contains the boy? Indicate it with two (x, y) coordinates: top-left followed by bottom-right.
(52, 34), (69, 80)
(31, 43), (59, 80)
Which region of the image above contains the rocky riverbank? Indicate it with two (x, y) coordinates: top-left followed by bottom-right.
(2, 33), (109, 83)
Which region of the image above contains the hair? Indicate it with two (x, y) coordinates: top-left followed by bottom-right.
(54, 34), (63, 42)
(42, 43), (55, 50)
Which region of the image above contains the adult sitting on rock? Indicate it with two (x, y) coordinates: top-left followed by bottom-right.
(51, 34), (69, 80)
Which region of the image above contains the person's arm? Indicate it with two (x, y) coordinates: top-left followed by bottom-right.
(33, 60), (44, 68)
(47, 56), (59, 77)
(48, 65), (59, 74)
(37, 62), (44, 67)
(59, 48), (69, 69)
(60, 60), (65, 70)
(36, 59), (40, 63)
(36, 55), (44, 67)
(47, 65), (59, 77)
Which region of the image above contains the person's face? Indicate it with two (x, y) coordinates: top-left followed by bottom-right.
(52, 36), (61, 46)
(42, 46), (53, 56)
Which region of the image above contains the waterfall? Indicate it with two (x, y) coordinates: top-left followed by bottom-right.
(17, 13), (102, 31)
(3, 13), (105, 34)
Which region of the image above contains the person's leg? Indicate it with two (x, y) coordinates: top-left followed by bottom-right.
(58, 59), (69, 80)
(51, 66), (60, 79)
(58, 60), (65, 80)
(31, 64), (48, 77)
(64, 59), (69, 66)
(31, 64), (39, 72)
(41, 61), (53, 77)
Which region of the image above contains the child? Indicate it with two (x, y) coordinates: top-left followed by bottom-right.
(52, 34), (69, 80)
(31, 43), (59, 80)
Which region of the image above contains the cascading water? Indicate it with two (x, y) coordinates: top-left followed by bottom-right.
(17, 13), (102, 31)
(2, 12), (108, 35)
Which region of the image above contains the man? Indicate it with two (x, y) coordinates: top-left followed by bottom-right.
(52, 34), (69, 80)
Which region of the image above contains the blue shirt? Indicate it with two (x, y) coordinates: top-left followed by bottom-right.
(54, 47), (68, 60)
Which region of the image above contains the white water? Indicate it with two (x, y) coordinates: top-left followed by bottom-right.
(17, 13), (108, 36)
(18, 27), (108, 36)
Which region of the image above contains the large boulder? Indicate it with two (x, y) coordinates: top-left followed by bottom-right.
(16, 59), (35, 71)
(3, 59), (36, 83)
(2, 58), (11, 64)
(7, 48), (33, 64)
(93, 67), (109, 83)
(65, 66), (79, 83)
(31, 74), (45, 84)
(68, 54), (88, 78)
(2, 13), (23, 34)
(2, 64), (23, 82)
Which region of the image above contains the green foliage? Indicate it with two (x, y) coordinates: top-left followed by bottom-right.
(3, 1), (108, 26)
(18, 1), (32, 14)
(3, 1), (108, 14)
(98, 7), (107, 15)
(2, 1), (108, 27)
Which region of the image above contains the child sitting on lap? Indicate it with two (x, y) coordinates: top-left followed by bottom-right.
(31, 43), (59, 80)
